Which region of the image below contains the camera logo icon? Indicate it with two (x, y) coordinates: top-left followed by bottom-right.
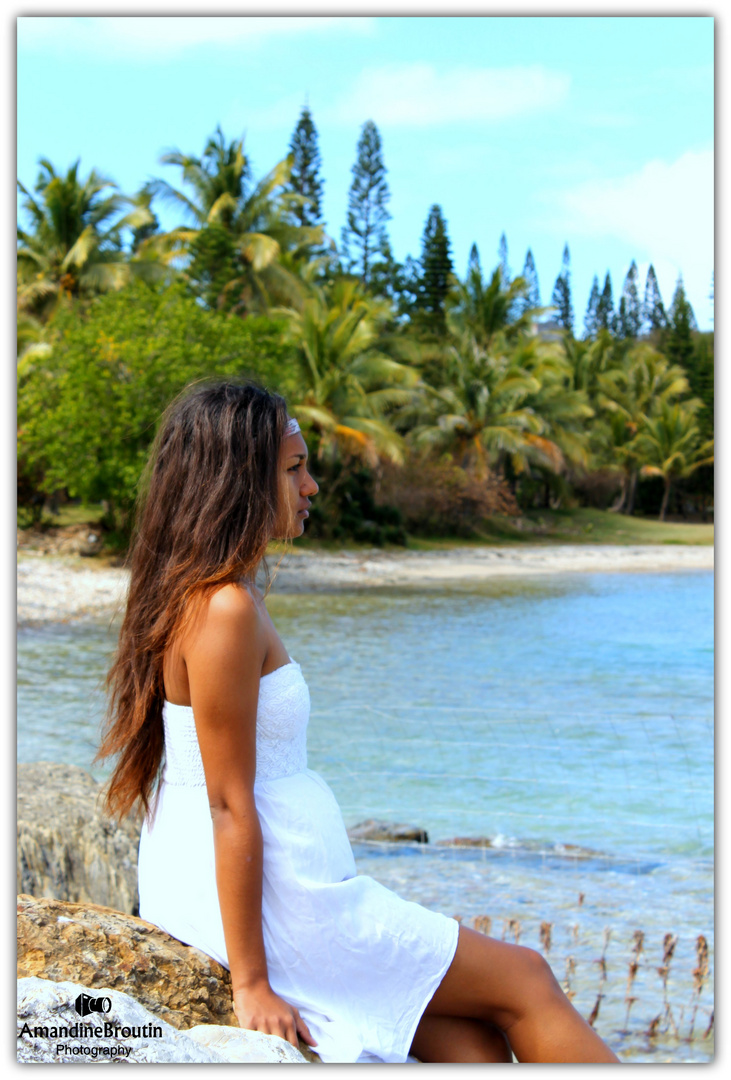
(73, 992), (112, 1017)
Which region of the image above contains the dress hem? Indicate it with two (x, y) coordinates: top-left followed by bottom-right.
(393, 917), (461, 1065)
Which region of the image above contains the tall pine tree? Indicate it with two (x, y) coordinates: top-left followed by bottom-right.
(595, 272), (615, 333)
(467, 243), (481, 279)
(498, 232), (511, 285)
(367, 234), (399, 304)
(287, 104), (324, 228)
(551, 243), (574, 334)
(340, 120), (391, 287)
(517, 248), (541, 316)
(641, 264), (666, 334)
(666, 275), (697, 370)
(415, 204), (454, 332)
(617, 260), (641, 339)
(583, 276), (600, 339)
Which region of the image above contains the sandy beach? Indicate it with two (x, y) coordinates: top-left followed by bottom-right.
(17, 543), (713, 627)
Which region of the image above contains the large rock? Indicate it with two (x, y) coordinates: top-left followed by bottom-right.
(17, 895), (320, 1061)
(347, 819), (429, 843)
(185, 1024), (310, 1063)
(17, 762), (140, 914)
(17, 976), (308, 1063)
(17, 894), (238, 1029)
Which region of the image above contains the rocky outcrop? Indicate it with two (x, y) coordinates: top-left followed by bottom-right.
(17, 762), (141, 915)
(17, 895), (320, 1061)
(17, 894), (238, 1029)
(347, 819), (429, 843)
(17, 977), (308, 1063)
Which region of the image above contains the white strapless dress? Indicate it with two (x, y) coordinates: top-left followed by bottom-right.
(137, 658), (459, 1064)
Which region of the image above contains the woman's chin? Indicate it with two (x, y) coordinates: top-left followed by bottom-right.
(272, 519), (306, 542)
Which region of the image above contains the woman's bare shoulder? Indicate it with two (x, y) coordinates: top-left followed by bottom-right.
(182, 582), (264, 657)
(206, 582), (261, 620)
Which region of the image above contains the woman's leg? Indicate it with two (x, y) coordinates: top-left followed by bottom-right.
(423, 926), (620, 1063)
(410, 1014), (513, 1063)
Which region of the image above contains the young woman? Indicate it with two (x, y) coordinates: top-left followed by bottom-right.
(98, 380), (620, 1064)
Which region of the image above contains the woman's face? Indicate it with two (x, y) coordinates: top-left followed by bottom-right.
(273, 429), (319, 540)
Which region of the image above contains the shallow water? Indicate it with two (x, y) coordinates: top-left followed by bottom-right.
(17, 569), (714, 1062)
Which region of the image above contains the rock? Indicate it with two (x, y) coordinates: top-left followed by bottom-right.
(17, 895), (320, 1060)
(17, 894), (237, 1029)
(435, 836), (494, 848)
(185, 1024), (309, 1063)
(78, 533), (101, 557)
(347, 819), (429, 844)
(17, 524), (107, 557)
(17, 762), (141, 915)
(17, 976), (225, 1063)
(17, 976), (307, 1063)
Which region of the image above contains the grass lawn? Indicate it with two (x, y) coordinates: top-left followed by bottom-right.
(28, 503), (714, 555)
(287, 506), (713, 552)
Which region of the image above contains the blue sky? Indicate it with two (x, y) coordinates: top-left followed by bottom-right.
(17, 12), (714, 330)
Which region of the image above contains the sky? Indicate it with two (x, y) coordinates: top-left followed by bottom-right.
(16, 12), (714, 330)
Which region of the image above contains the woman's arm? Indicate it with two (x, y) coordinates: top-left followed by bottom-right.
(182, 584), (316, 1049)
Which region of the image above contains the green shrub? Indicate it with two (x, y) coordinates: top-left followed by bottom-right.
(17, 281), (298, 536)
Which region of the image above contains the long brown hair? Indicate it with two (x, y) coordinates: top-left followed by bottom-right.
(96, 379), (291, 822)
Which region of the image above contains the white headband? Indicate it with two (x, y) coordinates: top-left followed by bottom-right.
(284, 417), (301, 437)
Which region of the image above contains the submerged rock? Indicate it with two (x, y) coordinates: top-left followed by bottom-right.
(17, 762), (141, 915)
(435, 836), (494, 847)
(347, 819), (429, 843)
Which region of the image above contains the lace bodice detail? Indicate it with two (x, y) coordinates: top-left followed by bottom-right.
(162, 660), (309, 786)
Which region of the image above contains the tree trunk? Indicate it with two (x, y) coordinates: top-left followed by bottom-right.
(625, 469), (639, 515)
(373, 460), (383, 500)
(659, 476), (672, 521)
(610, 473), (628, 513)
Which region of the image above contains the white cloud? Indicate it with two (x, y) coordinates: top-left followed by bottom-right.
(545, 147), (714, 271)
(18, 15), (376, 59)
(324, 63), (571, 126)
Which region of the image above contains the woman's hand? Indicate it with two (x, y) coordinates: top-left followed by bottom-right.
(233, 983), (318, 1050)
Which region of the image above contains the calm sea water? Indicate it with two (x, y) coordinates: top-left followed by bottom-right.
(17, 569), (714, 1062)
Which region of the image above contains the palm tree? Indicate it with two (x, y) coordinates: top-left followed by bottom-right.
(275, 278), (422, 471)
(16, 312), (51, 366)
(17, 159), (155, 321)
(144, 125), (325, 312)
(446, 260), (539, 350)
(508, 334), (595, 506)
(563, 328), (619, 398)
(594, 344), (692, 514)
(636, 400), (714, 520)
(398, 329), (552, 483)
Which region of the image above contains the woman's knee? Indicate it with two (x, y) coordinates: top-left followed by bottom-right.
(425, 927), (564, 1030)
(507, 945), (565, 1015)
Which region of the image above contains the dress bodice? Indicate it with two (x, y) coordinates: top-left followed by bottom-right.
(161, 660), (310, 786)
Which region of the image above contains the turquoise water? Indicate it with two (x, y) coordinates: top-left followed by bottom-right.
(17, 569), (714, 1062)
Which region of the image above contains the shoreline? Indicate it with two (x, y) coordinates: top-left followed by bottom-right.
(17, 543), (713, 627)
